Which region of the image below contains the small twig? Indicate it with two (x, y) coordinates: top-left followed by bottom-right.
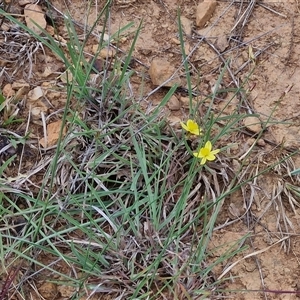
(218, 236), (289, 280)
(0, 265), (22, 300)
(194, 32), (254, 114)
(43, 0), (147, 68)
(0, 0), (13, 27)
(285, 14), (294, 65)
(249, 235), (268, 300)
(234, 42), (275, 75)
(258, 2), (287, 18)
(231, 0), (257, 34)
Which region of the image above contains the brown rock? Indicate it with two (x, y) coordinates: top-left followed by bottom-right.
(24, 4), (46, 35)
(184, 43), (191, 55)
(196, 0), (217, 28)
(99, 47), (116, 58)
(167, 115), (181, 129)
(179, 96), (199, 108)
(31, 106), (47, 119)
(46, 91), (61, 100)
(12, 80), (30, 90)
(27, 86), (48, 119)
(229, 203), (242, 218)
(27, 86), (44, 101)
(59, 70), (73, 84)
(19, 0), (33, 6)
(12, 80), (30, 100)
(232, 159), (241, 173)
(15, 86), (30, 100)
(167, 95), (180, 110)
(246, 138), (256, 146)
(149, 58), (181, 87)
(257, 139), (266, 147)
(92, 45), (116, 59)
(2, 84), (14, 98)
(216, 35), (229, 52)
(180, 16), (193, 35)
(39, 120), (67, 148)
(243, 116), (262, 133)
(45, 25), (55, 35)
(38, 282), (58, 300)
(139, 48), (152, 56)
(171, 38), (181, 45)
(57, 283), (76, 298)
(90, 58), (104, 73)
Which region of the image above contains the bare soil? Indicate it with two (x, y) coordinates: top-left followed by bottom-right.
(2, 0), (300, 299)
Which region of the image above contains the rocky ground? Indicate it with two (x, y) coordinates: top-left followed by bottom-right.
(1, 0), (300, 299)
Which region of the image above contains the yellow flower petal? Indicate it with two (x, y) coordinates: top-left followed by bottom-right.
(187, 120), (200, 135)
(204, 141), (212, 151)
(200, 157), (207, 165)
(193, 151), (201, 158)
(180, 122), (188, 131)
(199, 147), (210, 158)
(206, 153), (217, 161)
(191, 128), (200, 135)
(194, 141), (220, 165)
(211, 149), (220, 155)
(181, 119), (201, 136)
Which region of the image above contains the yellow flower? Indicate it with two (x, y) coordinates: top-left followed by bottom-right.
(193, 141), (220, 165)
(180, 119), (201, 136)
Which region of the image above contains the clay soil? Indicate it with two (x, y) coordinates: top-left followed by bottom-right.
(2, 0), (300, 299)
